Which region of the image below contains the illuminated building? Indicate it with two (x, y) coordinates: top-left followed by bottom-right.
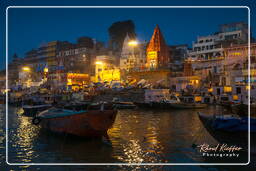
(188, 22), (250, 87)
(95, 55), (120, 83)
(120, 34), (147, 71)
(169, 76), (201, 92)
(222, 43), (256, 86)
(66, 73), (90, 90)
(146, 25), (170, 69)
(189, 22), (248, 61)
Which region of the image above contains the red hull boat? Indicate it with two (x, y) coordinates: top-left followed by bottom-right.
(33, 107), (117, 138)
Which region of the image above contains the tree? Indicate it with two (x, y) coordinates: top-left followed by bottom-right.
(108, 20), (136, 51)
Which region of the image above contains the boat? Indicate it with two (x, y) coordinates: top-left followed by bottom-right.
(61, 101), (91, 111)
(135, 89), (178, 109)
(32, 103), (117, 138)
(22, 103), (52, 117)
(169, 95), (207, 109)
(112, 98), (136, 109)
(169, 102), (207, 109)
(197, 112), (256, 149)
(231, 103), (256, 117)
(217, 94), (240, 109)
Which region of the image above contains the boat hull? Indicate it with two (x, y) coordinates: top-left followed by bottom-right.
(197, 112), (252, 150)
(135, 102), (207, 109)
(113, 102), (137, 109)
(23, 104), (52, 117)
(38, 109), (117, 137)
(169, 103), (207, 109)
(231, 103), (256, 117)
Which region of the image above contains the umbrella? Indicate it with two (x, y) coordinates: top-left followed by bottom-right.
(137, 79), (146, 85)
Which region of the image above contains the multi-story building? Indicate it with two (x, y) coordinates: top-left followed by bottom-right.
(94, 55), (120, 82)
(222, 43), (256, 86)
(189, 22), (248, 61)
(169, 44), (189, 72)
(120, 34), (147, 71)
(187, 22), (249, 87)
(8, 54), (23, 87)
(9, 36), (103, 89)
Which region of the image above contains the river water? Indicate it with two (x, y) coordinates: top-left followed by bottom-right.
(0, 104), (254, 170)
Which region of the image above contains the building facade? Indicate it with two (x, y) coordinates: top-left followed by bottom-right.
(169, 44), (189, 72)
(120, 34), (147, 71)
(94, 55), (120, 83)
(189, 22), (248, 61)
(146, 25), (170, 70)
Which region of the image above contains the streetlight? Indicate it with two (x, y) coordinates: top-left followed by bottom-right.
(95, 61), (103, 65)
(44, 67), (48, 73)
(128, 40), (138, 71)
(128, 40), (138, 47)
(22, 66), (31, 72)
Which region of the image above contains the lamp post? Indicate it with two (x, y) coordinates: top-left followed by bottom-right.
(128, 40), (138, 71)
(21, 66), (31, 87)
(22, 66), (31, 72)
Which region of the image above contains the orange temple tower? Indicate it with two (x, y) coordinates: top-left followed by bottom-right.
(146, 25), (170, 69)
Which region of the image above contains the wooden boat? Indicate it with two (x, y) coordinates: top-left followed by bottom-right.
(112, 98), (136, 109)
(169, 95), (207, 109)
(61, 101), (91, 111)
(197, 112), (256, 150)
(135, 94), (181, 109)
(169, 102), (207, 109)
(32, 104), (117, 138)
(134, 102), (154, 108)
(113, 102), (136, 109)
(231, 103), (256, 117)
(22, 104), (52, 117)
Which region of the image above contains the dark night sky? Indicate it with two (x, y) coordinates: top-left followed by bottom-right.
(1, 0), (256, 70)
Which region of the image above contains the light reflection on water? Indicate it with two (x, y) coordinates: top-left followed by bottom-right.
(0, 104), (243, 170)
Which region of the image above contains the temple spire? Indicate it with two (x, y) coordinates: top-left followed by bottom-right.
(146, 25), (169, 69)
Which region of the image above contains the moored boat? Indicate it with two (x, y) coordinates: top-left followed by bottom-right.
(169, 102), (207, 109)
(32, 104), (117, 138)
(112, 98), (136, 109)
(135, 89), (182, 109)
(23, 104), (52, 117)
(61, 101), (91, 111)
(197, 112), (256, 150)
(231, 103), (256, 117)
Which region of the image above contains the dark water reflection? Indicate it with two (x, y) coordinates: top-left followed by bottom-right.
(0, 104), (253, 170)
